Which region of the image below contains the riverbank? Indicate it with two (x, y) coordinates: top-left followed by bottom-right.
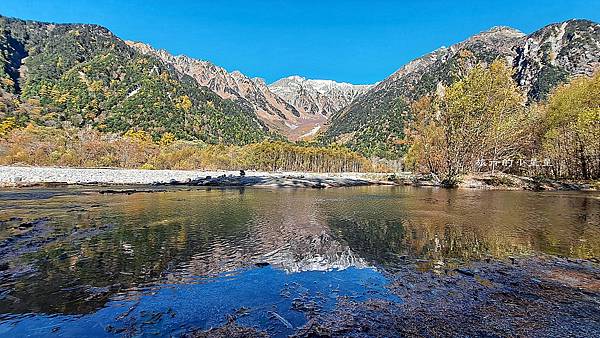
(390, 172), (600, 191)
(1, 166), (597, 191)
(0, 166), (392, 189)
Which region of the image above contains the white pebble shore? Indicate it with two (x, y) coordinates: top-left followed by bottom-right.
(0, 166), (388, 187)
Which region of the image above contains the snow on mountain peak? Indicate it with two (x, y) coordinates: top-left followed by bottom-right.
(269, 75), (373, 116)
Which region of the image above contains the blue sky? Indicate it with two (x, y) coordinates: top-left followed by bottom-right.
(0, 1), (599, 84)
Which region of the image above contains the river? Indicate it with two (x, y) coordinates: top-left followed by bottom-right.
(0, 186), (599, 336)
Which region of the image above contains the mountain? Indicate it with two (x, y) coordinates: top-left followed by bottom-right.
(322, 19), (600, 159)
(269, 76), (372, 138)
(269, 76), (372, 117)
(126, 41), (320, 139)
(127, 43), (370, 140)
(514, 20), (600, 101)
(1, 14), (597, 153)
(0, 15), (270, 144)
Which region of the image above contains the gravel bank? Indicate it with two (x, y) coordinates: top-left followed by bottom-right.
(0, 166), (392, 188)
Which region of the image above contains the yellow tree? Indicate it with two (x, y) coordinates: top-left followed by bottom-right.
(542, 72), (600, 179)
(0, 117), (17, 138)
(405, 96), (445, 174)
(407, 60), (532, 183)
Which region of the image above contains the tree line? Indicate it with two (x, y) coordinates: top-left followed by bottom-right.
(0, 125), (380, 173)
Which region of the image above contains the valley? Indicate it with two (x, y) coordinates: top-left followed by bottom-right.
(1, 16), (598, 169)
(0, 6), (599, 338)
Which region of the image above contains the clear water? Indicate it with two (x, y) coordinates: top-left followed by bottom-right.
(0, 186), (598, 336)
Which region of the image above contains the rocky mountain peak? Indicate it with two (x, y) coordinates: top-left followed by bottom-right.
(269, 76), (373, 117)
(251, 77), (268, 87)
(482, 26), (525, 36)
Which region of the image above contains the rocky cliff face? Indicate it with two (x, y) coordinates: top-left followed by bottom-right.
(269, 76), (372, 117)
(514, 19), (600, 100)
(322, 19), (600, 158)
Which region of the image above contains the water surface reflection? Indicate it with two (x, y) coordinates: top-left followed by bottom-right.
(0, 186), (598, 335)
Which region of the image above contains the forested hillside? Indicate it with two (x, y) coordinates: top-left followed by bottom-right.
(322, 20), (600, 159)
(0, 15), (270, 144)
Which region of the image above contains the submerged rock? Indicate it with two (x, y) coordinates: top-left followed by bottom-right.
(292, 256), (600, 337)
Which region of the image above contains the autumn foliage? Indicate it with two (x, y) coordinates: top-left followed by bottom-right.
(540, 72), (600, 179)
(0, 126), (378, 172)
(1, 59), (597, 179)
(406, 60), (599, 183)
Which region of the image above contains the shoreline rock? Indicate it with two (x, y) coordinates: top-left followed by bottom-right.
(388, 172), (599, 192)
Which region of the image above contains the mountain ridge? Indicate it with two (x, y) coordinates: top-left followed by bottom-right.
(321, 19), (600, 158)
(269, 75), (372, 116)
(127, 41), (372, 140)
(1, 14), (598, 158)
(0, 14), (270, 144)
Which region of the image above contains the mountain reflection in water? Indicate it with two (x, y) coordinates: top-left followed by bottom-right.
(0, 186), (598, 336)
